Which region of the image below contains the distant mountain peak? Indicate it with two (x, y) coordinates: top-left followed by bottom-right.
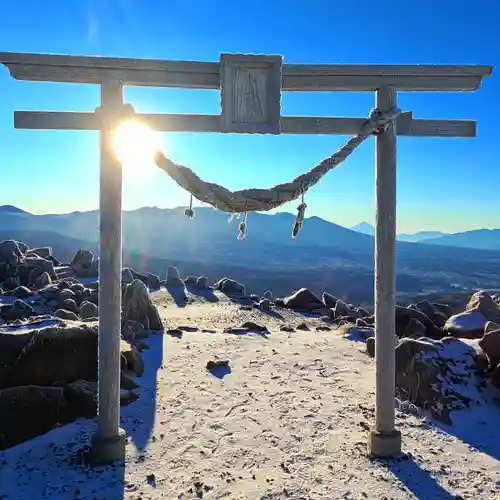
(351, 222), (375, 236)
(0, 205), (29, 215)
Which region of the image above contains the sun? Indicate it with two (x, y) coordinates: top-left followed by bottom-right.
(112, 120), (163, 168)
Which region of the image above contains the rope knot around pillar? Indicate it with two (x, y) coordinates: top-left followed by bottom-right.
(369, 107), (401, 135)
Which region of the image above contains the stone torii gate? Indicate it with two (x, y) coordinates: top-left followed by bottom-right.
(0, 52), (492, 462)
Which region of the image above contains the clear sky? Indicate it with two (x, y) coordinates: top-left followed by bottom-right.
(0, 0), (498, 233)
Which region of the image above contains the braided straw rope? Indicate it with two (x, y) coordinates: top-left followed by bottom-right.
(153, 107), (401, 214)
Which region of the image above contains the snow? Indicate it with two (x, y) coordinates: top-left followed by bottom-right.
(1, 294), (500, 498)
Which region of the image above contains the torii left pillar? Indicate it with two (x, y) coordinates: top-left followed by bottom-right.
(90, 78), (127, 462)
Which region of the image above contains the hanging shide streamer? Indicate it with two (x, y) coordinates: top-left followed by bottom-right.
(184, 194), (195, 218)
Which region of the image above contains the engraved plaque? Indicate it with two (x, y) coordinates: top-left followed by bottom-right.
(220, 53), (282, 134)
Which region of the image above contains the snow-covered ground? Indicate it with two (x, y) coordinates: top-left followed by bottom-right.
(1, 292), (500, 499)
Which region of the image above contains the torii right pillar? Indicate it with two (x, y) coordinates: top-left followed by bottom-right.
(368, 85), (401, 457)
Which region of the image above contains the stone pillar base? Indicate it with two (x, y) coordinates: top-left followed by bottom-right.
(367, 429), (402, 458)
(90, 427), (126, 464)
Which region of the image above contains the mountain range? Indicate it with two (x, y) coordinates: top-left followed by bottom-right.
(2, 205), (500, 304)
(351, 221), (500, 249)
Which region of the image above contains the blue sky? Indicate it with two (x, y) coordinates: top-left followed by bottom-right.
(0, 0), (498, 233)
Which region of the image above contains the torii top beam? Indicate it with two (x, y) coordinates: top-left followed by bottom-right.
(0, 52), (492, 92)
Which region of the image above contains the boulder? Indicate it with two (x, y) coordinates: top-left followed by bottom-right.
(433, 302), (453, 319)
(120, 340), (145, 377)
(444, 311), (487, 339)
(479, 328), (500, 368)
(263, 290), (275, 302)
(62, 298), (78, 313)
(322, 292), (339, 309)
(54, 309), (79, 321)
(122, 267), (135, 285)
(366, 336), (375, 357)
(283, 288), (323, 312)
(26, 247), (52, 259)
(466, 290), (500, 322)
(166, 266), (183, 287)
(1, 276), (20, 291)
(333, 299), (353, 319)
(214, 277), (246, 296)
(0, 324), (98, 388)
(184, 276), (198, 286)
(0, 300), (36, 322)
(258, 298), (272, 312)
(485, 321), (500, 334)
(395, 305), (442, 339)
(122, 320), (145, 341)
(147, 272), (161, 291)
(34, 271), (51, 289)
(395, 337), (486, 424)
(122, 279), (163, 331)
(70, 249), (94, 277)
(403, 318), (427, 339)
(194, 276), (209, 289)
(0, 240), (23, 264)
(13, 286), (34, 298)
(416, 300), (448, 328)
(80, 300), (98, 320)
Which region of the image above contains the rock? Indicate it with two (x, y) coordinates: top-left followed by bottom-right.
(485, 321), (500, 334)
(122, 267), (134, 284)
(395, 337), (485, 424)
(147, 272), (161, 291)
(466, 290), (500, 322)
(0, 324), (98, 388)
(122, 320), (146, 341)
(356, 318), (368, 327)
(166, 328), (183, 339)
(70, 249), (94, 277)
(322, 292), (339, 309)
(444, 311), (487, 339)
(184, 276), (198, 286)
(0, 240), (23, 264)
(0, 300), (36, 322)
(395, 305), (442, 340)
(416, 300), (448, 328)
(1, 276), (20, 291)
(194, 276), (209, 289)
(283, 288), (323, 312)
(166, 266), (183, 287)
(214, 277), (246, 296)
(34, 272), (51, 289)
(258, 298), (272, 312)
(280, 325), (295, 332)
(62, 298), (78, 313)
(121, 370), (139, 390)
(13, 286), (34, 298)
(23, 256), (56, 281)
(26, 247), (52, 259)
(433, 302), (453, 319)
(479, 329), (500, 367)
(54, 309), (79, 321)
(297, 322), (310, 331)
(491, 363), (500, 390)
(333, 299), (353, 319)
(403, 318), (427, 339)
(263, 290), (275, 302)
(366, 337), (375, 357)
(0, 385), (68, 450)
(241, 321), (268, 332)
(122, 279), (163, 331)
(120, 340), (145, 377)
(80, 300), (98, 320)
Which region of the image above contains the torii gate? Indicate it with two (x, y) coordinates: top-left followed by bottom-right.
(0, 52), (492, 462)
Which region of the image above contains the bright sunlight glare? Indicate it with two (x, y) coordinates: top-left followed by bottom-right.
(112, 120), (163, 169)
